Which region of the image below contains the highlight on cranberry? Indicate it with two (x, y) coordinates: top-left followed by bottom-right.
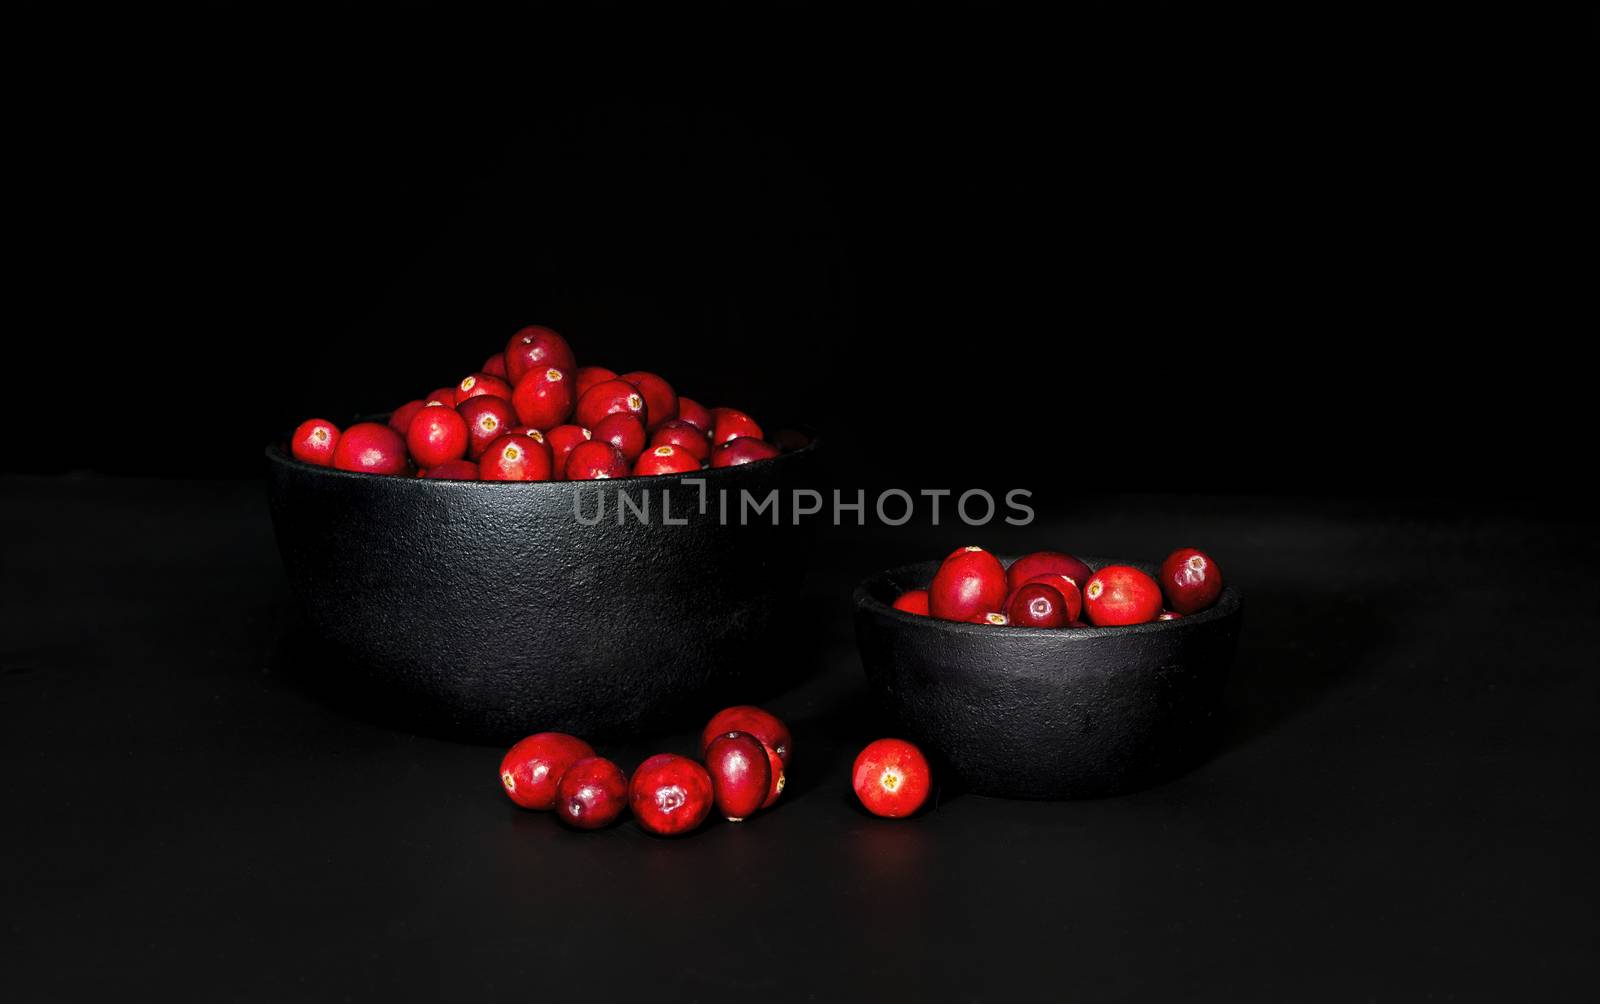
(852, 738), (932, 818)
(285, 325), (803, 479)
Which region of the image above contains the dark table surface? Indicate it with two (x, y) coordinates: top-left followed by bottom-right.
(3, 477), (1595, 1002)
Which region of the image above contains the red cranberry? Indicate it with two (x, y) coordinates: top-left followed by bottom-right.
(703, 731), (772, 822)
(575, 379), (647, 431)
(1005, 550), (1093, 595)
(633, 444), (701, 476)
(422, 459), (480, 480)
(629, 753), (714, 837)
(290, 418), (340, 467)
(499, 732), (595, 811)
(556, 756), (629, 830)
(619, 371), (678, 430)
(574, 365), (618, 400)
(1158, 611), (1183, 621)
(650, 420), (711, 462)
(928, 546), (1008, 623)
(544, 424), (591, 479)
(1006, 582), (1070, 629)
(759, 743), (786, 808)
(852, 738), (932, 819)
(892, 589), (930, 616)
(511, 366), (575, 431)
(406, 404), (470, 468)
(1019, 573), (1083, 622)
(1159, 547), (1223, 615)
(479, 434), (553, 481)
(1083, 565), (1164, 626)
(505, 325), (576, 385)
(456, 395), (517, 459)
(711, 437), (780, 468)
(564, 440), (629, 480)
(701, 706), (791, 767)
(388, 400), (426, 435)
(331, 422), (409, 475)
(456, 372), (513, 404)
(591, 413), (647, 463)
(482, 352), (508, 379)
(676, 396), (713, 434)
(709, 407), (763, 446)
(426, 386), (457, 406)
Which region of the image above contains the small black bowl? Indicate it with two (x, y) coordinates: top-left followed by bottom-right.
(266, 436), (820, 743)
(854, 558), (1242, 799)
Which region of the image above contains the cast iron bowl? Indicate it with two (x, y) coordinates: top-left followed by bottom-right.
(266, 436), (819, 743)
(854, 557), (1242, 799)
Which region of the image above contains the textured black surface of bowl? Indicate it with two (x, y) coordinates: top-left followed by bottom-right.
(267, 440), (820, 743)
(854, 557), (1242, 800)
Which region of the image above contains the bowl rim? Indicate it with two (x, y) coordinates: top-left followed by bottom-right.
(854, 555), (1241, 640)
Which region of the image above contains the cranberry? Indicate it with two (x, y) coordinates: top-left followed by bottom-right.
(676, 396), (713, 434)
(564, 440), (629, 480)
(852, 738), (932, 818)
(633, 444), (701, 476)
(928, 546), (1008, 623)
(1019, 573), (1083, 622)
(1005, 551), (1093, 595)
(511, 366), (575, 431)
(701, 706), (791, 767)
(703, 731), (772, 822)
(422, 459), (480, 480)
(482, 352), (508, 379)
(711, 437), (780, 468)
(1006, 582), (1070, 628)
(759, 743), (786, 808)
(709, 407), (763, 446)
(575, 379), (647, 431)
(290, 418), (340, 467)
(1159, 547), (1223, 615)
(479, 434), (553, 481)
(650, 420), (711, 462)
(456, 373), (511, 404)
(1083, 565), (1164, 626)
(456, 395), (517, 459)
(406, 404), (470, 468)
(591, 413), (647, 463)
(1158, 611), (1183, 621)
(629, 753), (714, 837)
(426, 386), (457, 406)
(556, 756), (629, 830)
(331, 422), (409, 476)
(619, 371), (678, 430)
(574, 366), (618, 400)
(499, 732), (595, 811)
(892, 589), (930, 616)
(388, 400), (426, 435)
(505, 325), (576, 384)
(544, 424), (591, 479)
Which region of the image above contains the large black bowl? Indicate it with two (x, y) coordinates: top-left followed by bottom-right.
(266, 438), (820, 743)
(854, 557), (1242, 799)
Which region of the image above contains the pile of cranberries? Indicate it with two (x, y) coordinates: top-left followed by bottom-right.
(499, 705), (790, 836)
(290, 325), (787, 480)
(894, 546), (1224, 628)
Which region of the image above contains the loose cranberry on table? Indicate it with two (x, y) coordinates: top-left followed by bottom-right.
(422, 459), (480, 480)
(633, 444), (700, 476)
(1006, 551), (1093, 595)
(650, 420), (711, 462)
(575, 379), (648, 431)
(505, 325), (576, 384)
(892, 589), (930, 616)
(556, 756), (630, 830)
(479, 434), (553, 481)
(701, 705), (791, 766)
(703, 731), (772, 822)
(676, 396), (712, 434)
(331, 422), (409, 475)
(629, 753), (714, 837)
(619, 371), (678, 430)
(482, 352), (508, 379)
(1083, 565), (1164, 626)
(1006, 582), (1071, 629)
(457, 395), (517, 459)
(1018, 573), (1083, 623)
(500, 732), (595, 811)
(510, 366), (575, 431)
(852, 738), (932, 819)
(759, 743), (785, 808)
(1159, 547), (1223, 615)
(709, 407), (763, 446)
(387, 399), (426, 435)
(290, 418), (340, 467)
(406, 404), (470, 469)
(928, 546), (1008, 623)
(591, 413), (647, 463)
(574, 365), (617, 400)
(564, 440), (629, 480)
(544, 424), (591, 478)
(711, 437), (780, 468)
